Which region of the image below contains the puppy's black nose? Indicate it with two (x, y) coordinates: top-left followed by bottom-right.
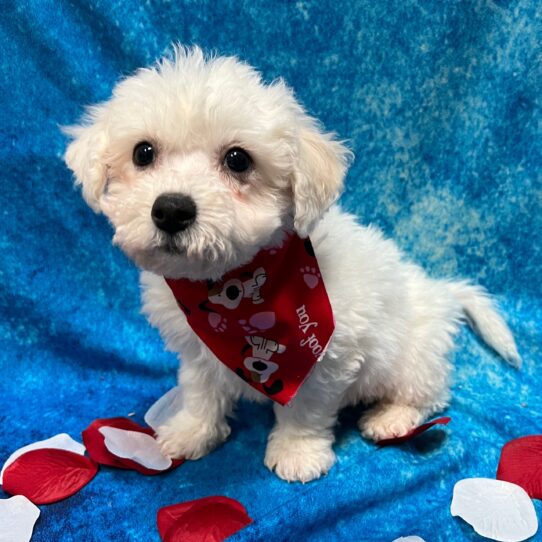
(151, 193), (197, 234)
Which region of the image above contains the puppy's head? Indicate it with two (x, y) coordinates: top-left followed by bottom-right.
(65, 46), (352, 280)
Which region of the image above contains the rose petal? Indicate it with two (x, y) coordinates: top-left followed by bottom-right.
(82, 417), (183, 475)
(451, 478), (538, 542)
(497, 435), (542, 499)
(99, 426), (172, 471)
(393, 537), (426, 542)
(144, 387), (184, 432)
(377, 417), (451, 446)
(2, 449), (98, 505)
(157, 496), (253, 542)
(0, 495), (40, 542)
(1, 433), (85, 485)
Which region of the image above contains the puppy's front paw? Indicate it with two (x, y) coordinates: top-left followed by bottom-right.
(264, 432), (335, 483)
(359, 403), (424, 442)
(156, 412), (231, 460)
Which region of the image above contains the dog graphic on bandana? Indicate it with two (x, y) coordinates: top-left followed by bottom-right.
(242, 335), (286, 383)
(208, 267), (267, 309)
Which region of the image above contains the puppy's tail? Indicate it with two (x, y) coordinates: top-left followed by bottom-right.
(448, 281), (521, 367)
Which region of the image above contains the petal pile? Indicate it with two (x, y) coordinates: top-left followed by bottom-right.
(0, 495), (41, 542)
(2, 448), (98, 505)
(497, 435), (542, 500)
(157, 496), (253, 542)
(377, 417), (451, 446)
(451, 478), (538, 542)
(82, 417), (184, 475)
(144, 386), (184, 432)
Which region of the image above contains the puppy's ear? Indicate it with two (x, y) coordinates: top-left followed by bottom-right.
(64, 112), (109, 213)
(292, 123), (352, 237)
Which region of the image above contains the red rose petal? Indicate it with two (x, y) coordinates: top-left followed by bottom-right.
(377, 416), (451, 446)
(497, 435), (542, 499)
(2, 448), (98, 504)
(82, 417), (184, 475)
(157, 496), (253, 542)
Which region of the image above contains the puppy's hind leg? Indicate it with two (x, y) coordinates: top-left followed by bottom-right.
(358, 338), (453, 442)
(358, 367), (450, 442)
(358, 403), (432, 442)
(359, 278), (521, 443)
(359, 276), (457, 442)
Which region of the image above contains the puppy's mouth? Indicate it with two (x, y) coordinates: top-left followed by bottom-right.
(159, 236), (186, 256)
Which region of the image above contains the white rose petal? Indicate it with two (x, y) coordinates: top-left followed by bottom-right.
(1, 433), (85, 485)
(393, 537), (426, 542)
(144, 386), (184, 432)
(451, 478), (538, 542)
(99, 426), (172, 471)
(0, 495), (40, 542)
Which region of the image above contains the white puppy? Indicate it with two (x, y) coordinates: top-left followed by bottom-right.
(64, 46), (520, 483)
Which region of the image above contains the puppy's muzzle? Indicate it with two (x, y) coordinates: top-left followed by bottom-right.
(151, 193), (197, 235)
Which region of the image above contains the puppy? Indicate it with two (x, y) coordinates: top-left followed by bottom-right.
(64, 46), (520, 483)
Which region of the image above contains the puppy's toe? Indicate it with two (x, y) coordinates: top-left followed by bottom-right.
(155, 414), (231, 460)
(264, 432), (335, 483)
(359, 403), (424, 442)
(155, 424), (187, 458)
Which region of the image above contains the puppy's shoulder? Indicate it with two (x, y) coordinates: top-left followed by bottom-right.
(140, 270), (185, 329)
(313, 205), (401, 261)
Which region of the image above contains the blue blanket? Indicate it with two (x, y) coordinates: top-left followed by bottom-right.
(1, 1), (541, 540)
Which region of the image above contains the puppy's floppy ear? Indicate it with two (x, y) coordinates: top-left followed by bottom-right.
(63, 110), (109, 213)
(292, 122), (352, 237)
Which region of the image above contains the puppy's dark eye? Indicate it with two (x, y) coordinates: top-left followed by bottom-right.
(133, 141), (155, 167)
(224, 147), (251, 173)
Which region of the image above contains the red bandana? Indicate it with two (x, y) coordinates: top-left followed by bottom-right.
(164, 233), (335, 405)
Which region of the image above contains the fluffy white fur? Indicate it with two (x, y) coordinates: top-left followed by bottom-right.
(64, 46), (520, 483)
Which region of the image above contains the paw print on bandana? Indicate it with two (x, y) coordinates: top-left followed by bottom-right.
(239, 312), (276, 334)
(208, 312), (227, 333)
(301, 266), (321, 289)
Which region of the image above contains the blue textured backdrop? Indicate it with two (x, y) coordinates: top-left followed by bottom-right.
(1, 1), (541, 541)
